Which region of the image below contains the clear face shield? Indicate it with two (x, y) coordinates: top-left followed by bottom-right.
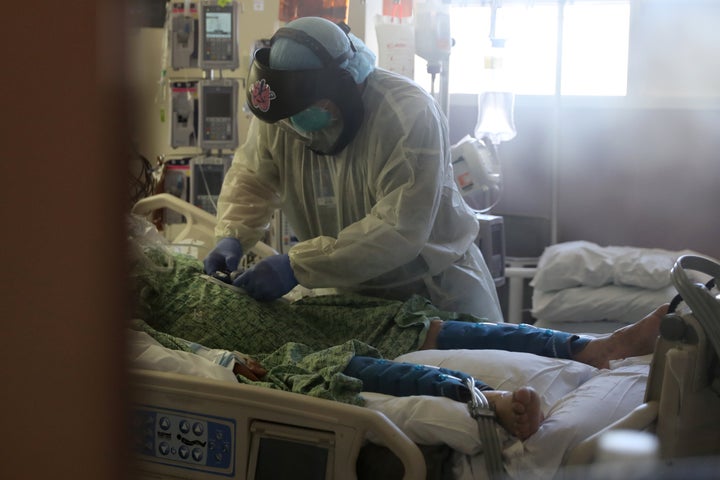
(245, 28), (364, 155)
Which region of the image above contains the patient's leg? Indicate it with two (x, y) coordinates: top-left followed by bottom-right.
(572, 304), (666, 369)
(485, 387), (542, 441)
(420, 304), (666, 369)
(344, 356), (543, 440)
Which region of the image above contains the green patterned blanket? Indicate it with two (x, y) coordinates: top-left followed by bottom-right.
(129, 238), (479, 405)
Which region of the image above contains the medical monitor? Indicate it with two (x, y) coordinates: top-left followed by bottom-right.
(476, 213), (505, 287)
(198, 0), (239, 70)
(247, 421), (335, 480)
(198, 79), (238, 150)
(189, 155), (231, 215)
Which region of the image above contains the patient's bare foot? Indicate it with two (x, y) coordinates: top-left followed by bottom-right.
(573, 304), (668, 369)
(485, 387), (543, 440)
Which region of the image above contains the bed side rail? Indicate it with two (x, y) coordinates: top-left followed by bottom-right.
(131, 193), (277, 261)
(129, 369), (426, 480)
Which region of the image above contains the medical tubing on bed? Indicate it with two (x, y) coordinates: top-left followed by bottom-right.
(436, 321), (591, 359)
(344, 356), (491, 401)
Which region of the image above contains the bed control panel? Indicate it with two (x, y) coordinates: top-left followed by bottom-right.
(133, 405), (235, 476)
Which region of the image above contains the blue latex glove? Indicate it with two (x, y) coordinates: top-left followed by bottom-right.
(233, 254), (298, 301)
(203, 237), (243, 275)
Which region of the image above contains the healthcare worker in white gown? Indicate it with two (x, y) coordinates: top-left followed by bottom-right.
(204, 16), (503, 322)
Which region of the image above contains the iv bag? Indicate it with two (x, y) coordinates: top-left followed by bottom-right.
(475, 37), (517, 145)
(474, 91), (516, 145)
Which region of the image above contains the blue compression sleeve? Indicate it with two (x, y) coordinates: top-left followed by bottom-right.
(436, 321), (591, 359)
(344, 356), (491, 402)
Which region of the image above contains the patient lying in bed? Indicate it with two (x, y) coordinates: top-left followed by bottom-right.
(129, 223), (665, 440)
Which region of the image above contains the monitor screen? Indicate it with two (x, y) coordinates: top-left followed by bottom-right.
(205, 11), (232, 38)
(205, 90), (232, 118)
(253, 437), (329, 480)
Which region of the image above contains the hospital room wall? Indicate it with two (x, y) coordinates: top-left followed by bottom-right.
(2, 1), (129, 480)
(449, 0), (720, 260)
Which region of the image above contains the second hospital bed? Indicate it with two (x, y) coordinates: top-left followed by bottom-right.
(128, 194), (720, 480)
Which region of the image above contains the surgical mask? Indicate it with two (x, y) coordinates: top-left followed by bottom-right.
(290, 106), (333, 133)
(280, 115), (344, 155)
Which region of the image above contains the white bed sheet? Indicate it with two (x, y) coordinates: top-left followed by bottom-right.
(391, 350), (650, 480)
(128, 331), (650, 480)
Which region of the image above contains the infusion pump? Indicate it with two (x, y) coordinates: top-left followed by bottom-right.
(169, 0), (239, 71)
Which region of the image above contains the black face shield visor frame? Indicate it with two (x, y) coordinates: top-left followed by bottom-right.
(246, 47), (353, 122)
(245, 47), (364, 155)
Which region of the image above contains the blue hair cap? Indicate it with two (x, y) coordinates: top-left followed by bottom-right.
(270, 16), (376, 84)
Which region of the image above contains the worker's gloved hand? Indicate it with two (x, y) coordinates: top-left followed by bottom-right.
(203, 237), (244, 275)
(233, 254), (298, 301)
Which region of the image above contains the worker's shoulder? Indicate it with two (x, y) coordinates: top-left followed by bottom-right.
(366, 69), (439, 116)
(369, 68), (431, 100)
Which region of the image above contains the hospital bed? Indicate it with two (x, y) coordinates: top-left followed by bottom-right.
(128, 194), (720, 480)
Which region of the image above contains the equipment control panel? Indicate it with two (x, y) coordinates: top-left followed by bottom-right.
(199, 0), (239, 70)
(133, 405), (236, 476)
(198, 79), (238, 150)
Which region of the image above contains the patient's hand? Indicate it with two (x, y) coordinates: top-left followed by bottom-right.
(232, 353), (268, 381)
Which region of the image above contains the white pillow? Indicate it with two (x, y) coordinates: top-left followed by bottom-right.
(531, 284), (675, 324)
(613, 248), (707, 289)
(531, 241), (625, 291)
(363, 349), (598, 455)
(531, 241), (704, 292)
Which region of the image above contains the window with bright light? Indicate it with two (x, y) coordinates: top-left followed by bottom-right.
(414, 1), (630, 96)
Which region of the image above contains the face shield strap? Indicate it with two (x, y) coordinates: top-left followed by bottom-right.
(317, 81), (363, 155)
(270, 27), (355, 67)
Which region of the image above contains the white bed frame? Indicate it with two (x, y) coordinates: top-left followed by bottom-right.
(130, 369), (426, 480)
(130, 194), (720, 479)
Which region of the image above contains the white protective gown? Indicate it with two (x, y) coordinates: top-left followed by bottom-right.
(216, 68), (503, 321)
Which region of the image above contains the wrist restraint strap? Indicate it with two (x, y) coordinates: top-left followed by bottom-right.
(465, 377), (504, 479)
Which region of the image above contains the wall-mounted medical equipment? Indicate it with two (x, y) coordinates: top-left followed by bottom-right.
(475, 213), (505, 287)
(451, 134), (506, 285)
(451, 135), (502, 213)
(162, 157), (192, 224)
(198, 0), (239, 70)
(189, 155), (232, 215)
(170, 81), (198, 148)
(170, 2), (199, 69)
(198, 79), (239, 150)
